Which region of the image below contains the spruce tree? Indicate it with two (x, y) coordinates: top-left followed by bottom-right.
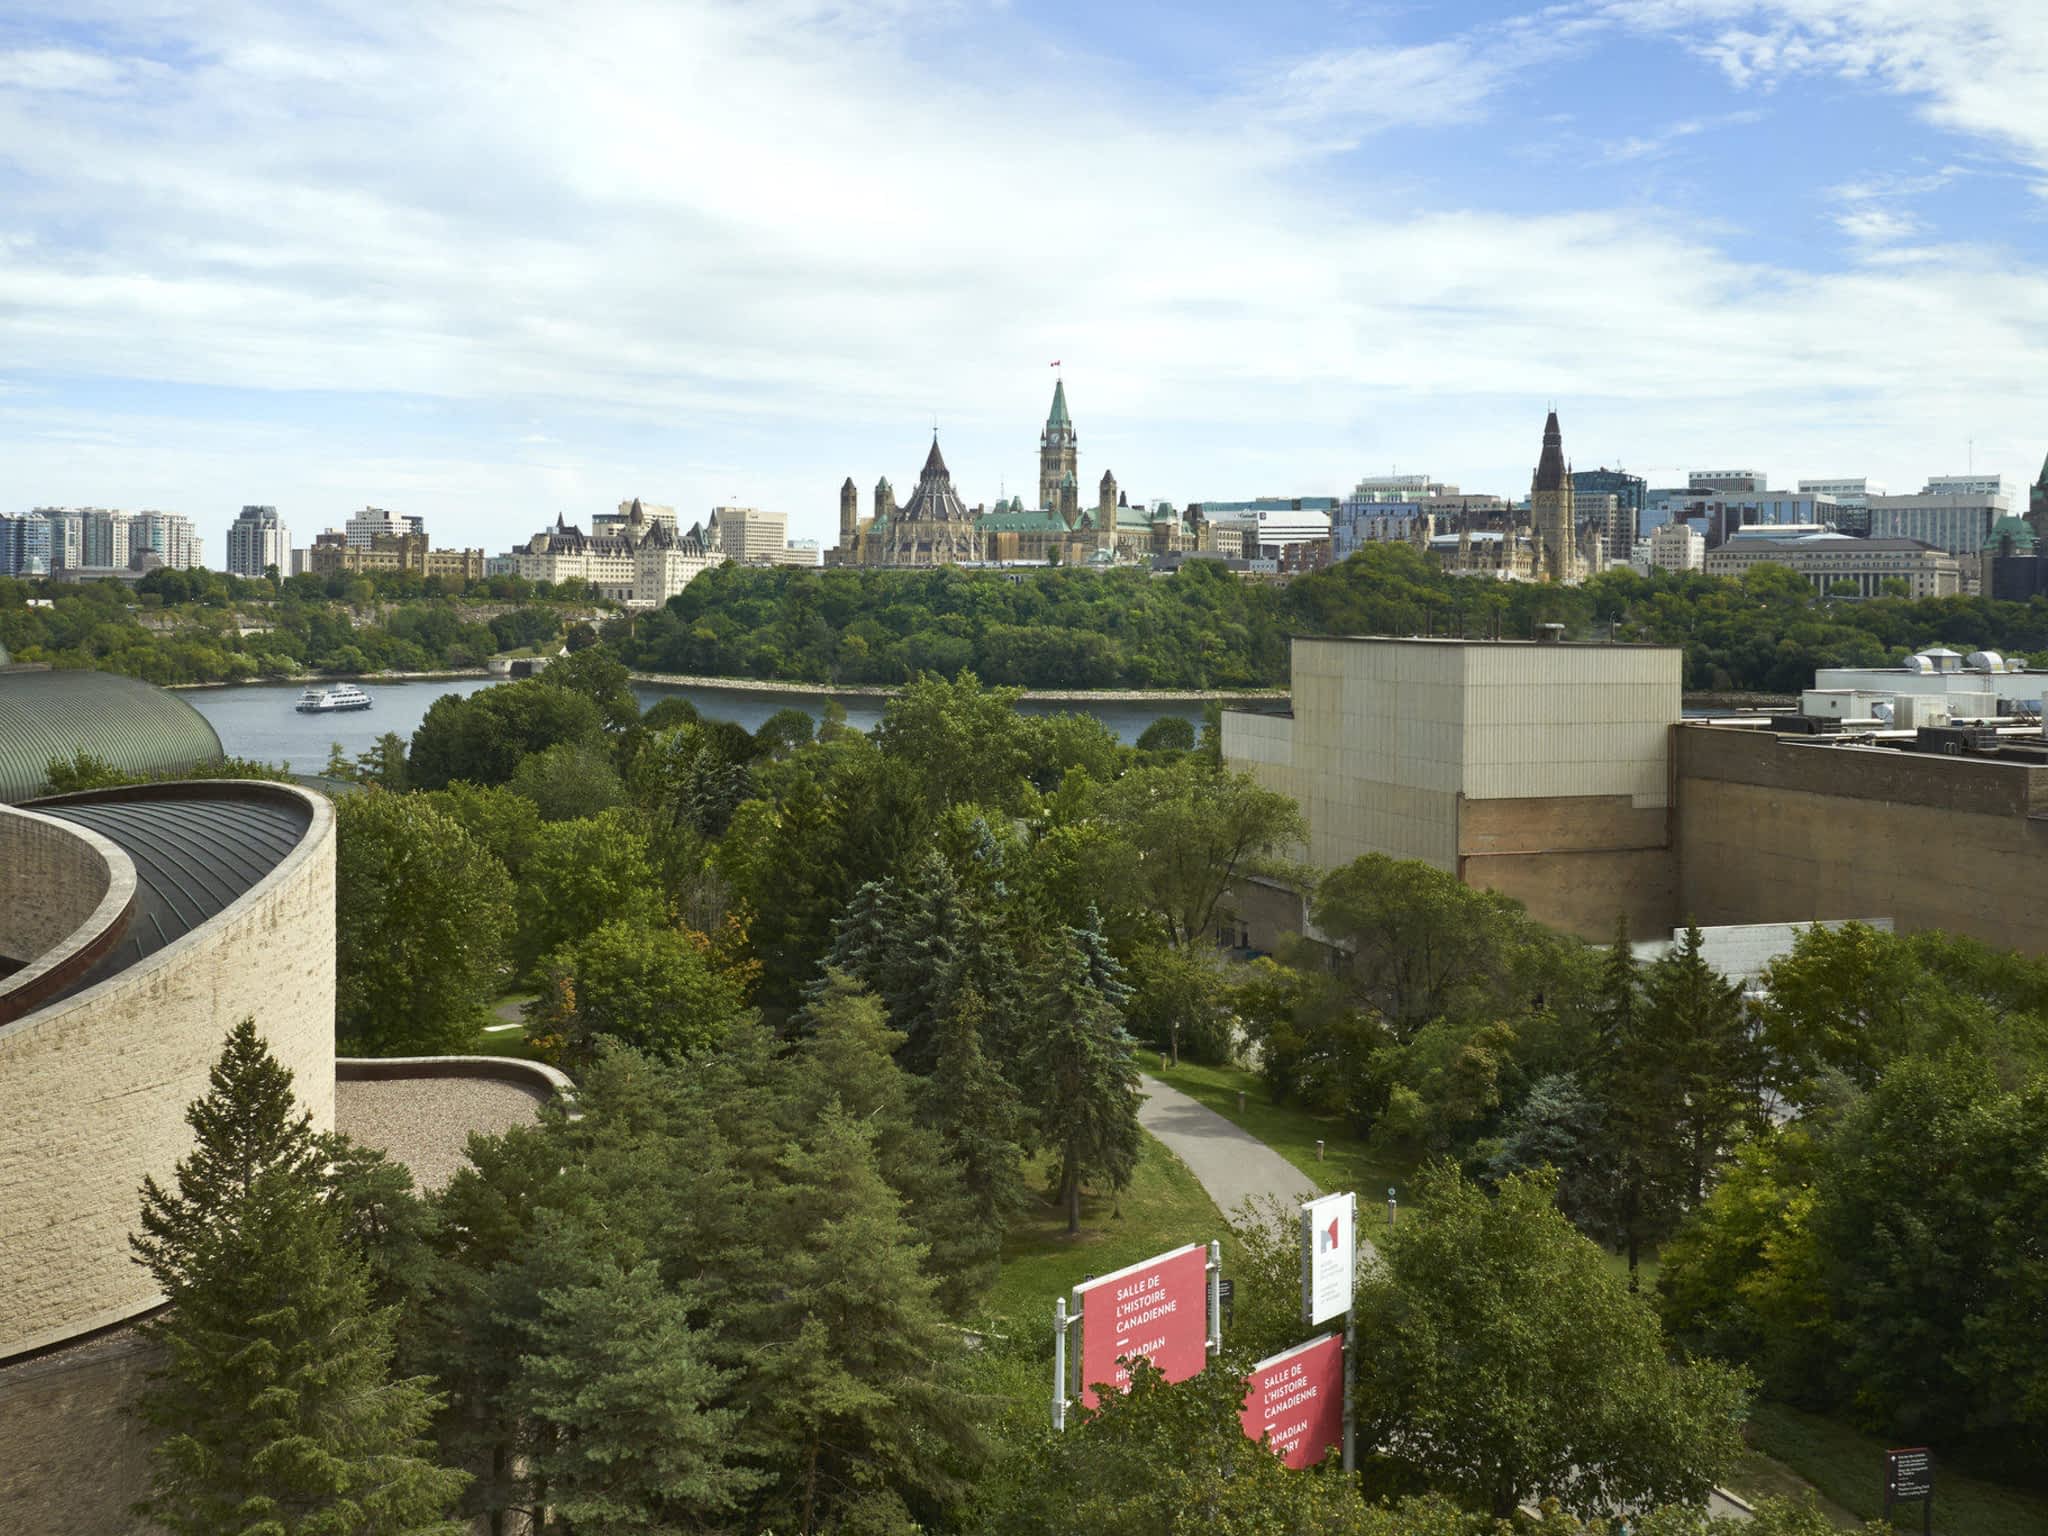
(743, 1102), (987, 1533)
(1021, 929), (1143, 1234)
(131, 1018), (466, 1535)
(1582, 917), (1683, 1290)
(512, 1239), (756, 1534)
(793, 972), (994, 1312)
(1070, 902), (1134, 1015)
(922, 987), (1031, 1241)
(1644, 923), (1755, 1205)
(819, 875), (910, 1004)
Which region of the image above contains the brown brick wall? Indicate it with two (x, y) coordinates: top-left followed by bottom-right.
(1676, 727), (2048, 955)
(1460, 847), (1676, 942)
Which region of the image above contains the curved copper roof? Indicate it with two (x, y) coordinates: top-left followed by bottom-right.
(21, 786), (312, 1008)
(0, 669), (222, 804)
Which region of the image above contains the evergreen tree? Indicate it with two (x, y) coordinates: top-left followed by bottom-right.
(1583, 917), (1685, 1290)
(820, 876), (910, 1002)
(922, 987), (1031, 1241)
(1645, 923), (1756, 1204)
(742, 1102), (988, 1533)
(1070, 902), (1134, 1014)
(131, 1018), (466, 1535)
(1021, 929), (1143, 1234)
(792, 973), (995, 1312)
(512, 1237), (757, 1534)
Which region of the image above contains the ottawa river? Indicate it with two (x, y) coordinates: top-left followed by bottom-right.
(182, 678), (1209, 775)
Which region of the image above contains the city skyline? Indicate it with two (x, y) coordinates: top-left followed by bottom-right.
(6, 2), (2048, 556)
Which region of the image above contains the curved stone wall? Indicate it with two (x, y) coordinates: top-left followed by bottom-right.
(0, 811), (134, 1016)
(0, 783), (336, 1359)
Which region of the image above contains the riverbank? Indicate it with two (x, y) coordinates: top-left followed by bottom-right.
(170, 669), (491, 690)
(170, 669), (1287, 706)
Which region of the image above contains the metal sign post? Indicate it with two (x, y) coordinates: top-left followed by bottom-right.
(1207, 1239), (1223, 1355)
(1051, 1295), (1072, 1431)
(1301, 1191), (1359, 1474)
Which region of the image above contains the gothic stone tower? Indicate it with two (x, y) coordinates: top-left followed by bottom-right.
(839, 476), (858, 546)
(1531, 408), (1576, 583)
(1040, 378), (1078, 522)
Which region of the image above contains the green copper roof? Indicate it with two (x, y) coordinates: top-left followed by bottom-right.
(1047, 378), (1070, 429)
(0, 669), (224, 804)
(978, 509), (1068, 533)
(1990, 513), (2036, 551)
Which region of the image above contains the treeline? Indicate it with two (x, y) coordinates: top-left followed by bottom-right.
(16, 542), (2048, 694)
(1246, 862), (2048, 1470)
(0, 568), (587, 684)
(621, 545), (2048, 694)
(623, 557), (1291, 688)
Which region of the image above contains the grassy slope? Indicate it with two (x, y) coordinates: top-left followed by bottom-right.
(1744, 1403), (2048, 1536)
(969, 1137), (1228, 1421)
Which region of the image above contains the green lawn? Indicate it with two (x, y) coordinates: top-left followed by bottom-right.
(968, 1135), (1228, 1419)
(1745, 1401), (2048, 1536)
(978, 1136), (1226, 1334)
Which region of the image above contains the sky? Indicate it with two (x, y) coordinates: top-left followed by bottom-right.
(6, 1), (2048, 558)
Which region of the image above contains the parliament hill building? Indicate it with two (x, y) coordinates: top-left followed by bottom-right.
(829, 379), (1194, 569)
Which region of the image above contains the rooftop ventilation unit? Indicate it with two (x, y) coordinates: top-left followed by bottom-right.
(1966, 650), (2006, 673)
(1533, 623), (1565, 645)
(1916, 724), (2000, 755)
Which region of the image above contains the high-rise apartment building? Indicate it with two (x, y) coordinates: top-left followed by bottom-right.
(343, 507), (424, 547)
(79, 509), (130, 570)
(130, 511), (201, 570)
(225, 505), (290, 578)
(0, 513), (54, 576)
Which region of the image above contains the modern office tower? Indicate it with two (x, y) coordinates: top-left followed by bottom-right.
(343, 507), (424, 547)
(225, 505), (290, 577)
(709, 505), (792, 563)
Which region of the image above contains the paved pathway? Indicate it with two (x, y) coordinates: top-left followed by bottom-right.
(1137, 1077), (1751, 1521)
(1136, 1073), (1321, 1219)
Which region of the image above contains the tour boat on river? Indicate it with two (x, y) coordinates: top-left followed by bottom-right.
(294, 683), (374, 714)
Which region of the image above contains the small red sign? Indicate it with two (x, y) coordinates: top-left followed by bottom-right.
(1241, 1333), (1343, 1469)
(1074, 1243), (1210, 1409)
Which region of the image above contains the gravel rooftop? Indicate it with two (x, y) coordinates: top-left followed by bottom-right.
(335, 1076), (550, 1190)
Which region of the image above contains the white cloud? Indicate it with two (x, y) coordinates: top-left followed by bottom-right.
(1600, 108), (1765, 163)
(1600, 1), (2048, 170)
(0, 47), (159, 94)
(2, 0), (2048, 554)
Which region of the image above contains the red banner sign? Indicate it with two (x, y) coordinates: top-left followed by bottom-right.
(1074, 1243), (1209, 1409)
(1240, 1333), (1343, 1468)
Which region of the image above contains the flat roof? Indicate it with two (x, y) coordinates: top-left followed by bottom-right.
(1288, 633), (1681, 650)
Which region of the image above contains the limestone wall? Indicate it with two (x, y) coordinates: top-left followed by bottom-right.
(0, 810), (129, 986)
(0, 785), (336, 1359)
